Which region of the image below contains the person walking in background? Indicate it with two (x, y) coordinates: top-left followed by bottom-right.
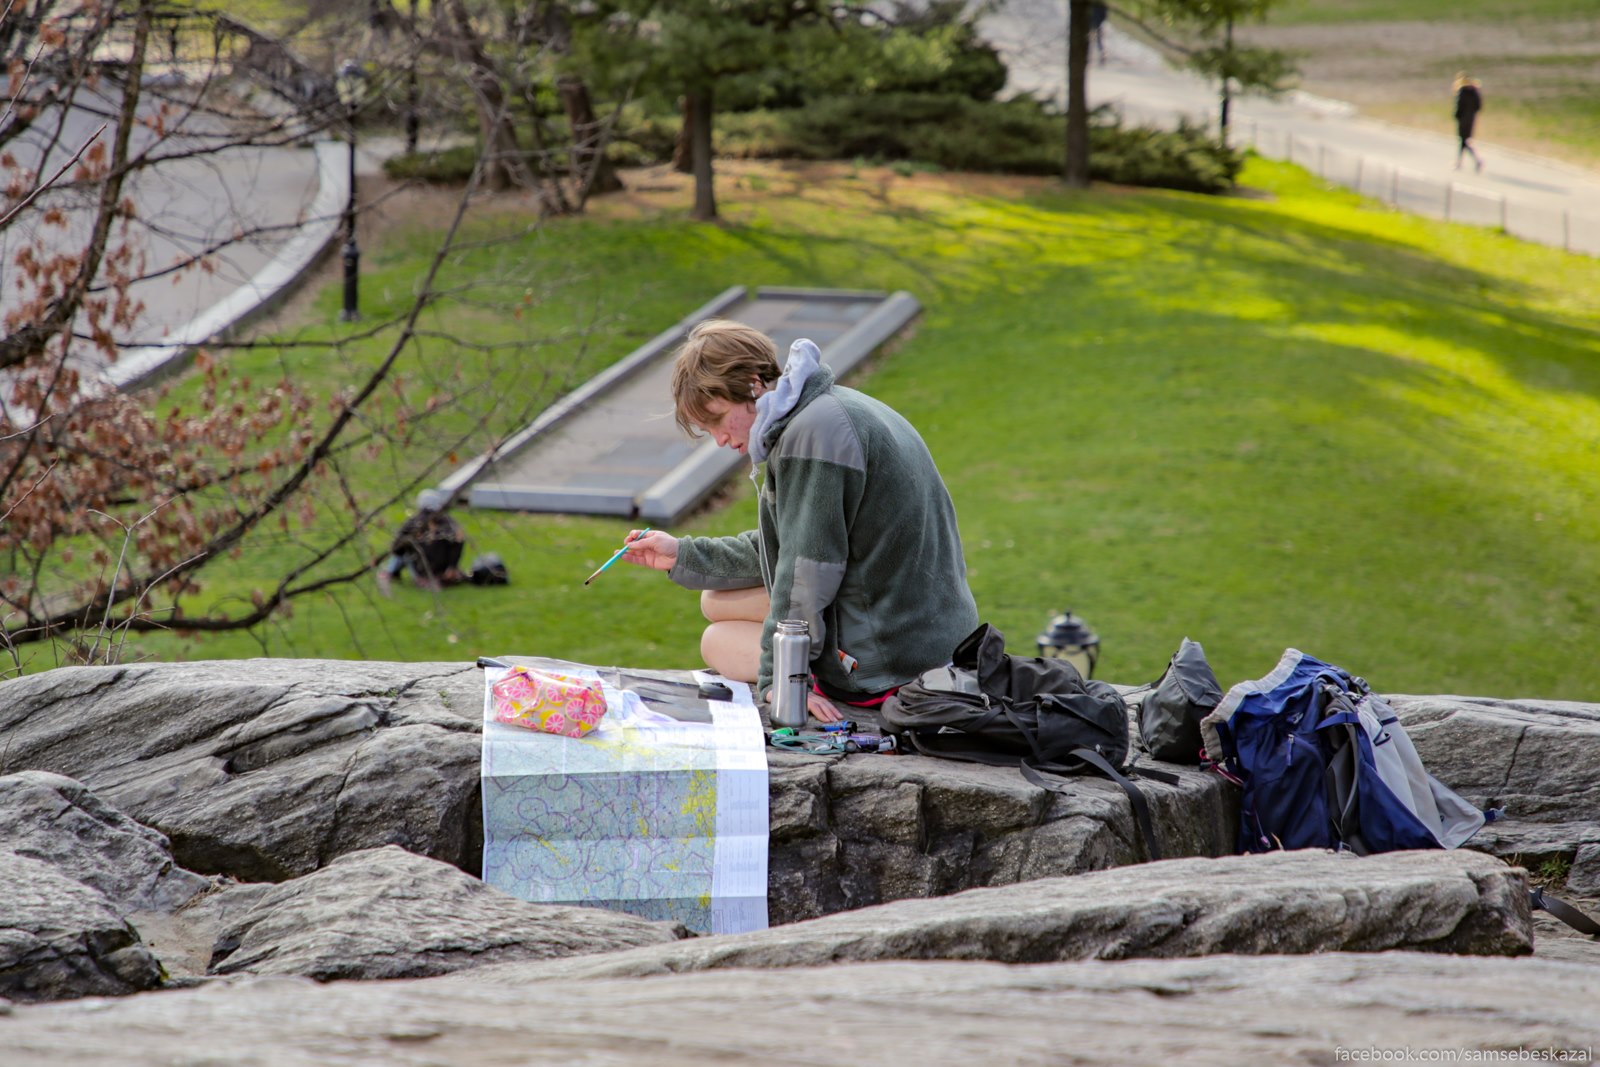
(1090, 2), (1109, 65)
(1453, 72), (1484, 172)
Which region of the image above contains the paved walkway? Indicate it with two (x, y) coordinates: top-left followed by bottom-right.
(980, 0), (1600, 255)
(0, 88), (342, 390)
(443, 287), (920, 523)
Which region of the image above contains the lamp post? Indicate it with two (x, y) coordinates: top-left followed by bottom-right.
(1037, 609), (1101, 679)
(335, 60), (367, 322)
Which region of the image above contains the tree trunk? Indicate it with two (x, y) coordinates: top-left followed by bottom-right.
(438, 0), (536, 191)
(1064, 0), (1091, 188)
(405, 0), (420, 154)
(1218, 14), (1234, 148)
(672, 95), (693, 174)
(558, 74), (622, 196)
(531, 1), (621, 202)
(472, 73), (532, 192)
(688, 89), (717, 221)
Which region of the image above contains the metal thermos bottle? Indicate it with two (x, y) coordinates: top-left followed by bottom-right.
(771, 619), (811, 729)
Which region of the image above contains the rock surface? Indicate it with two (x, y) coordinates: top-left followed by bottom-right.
(0, 660), (487, 883)
(765, 744), (1234, 922)
(4, 952), (1597, 1066)
(0, 770), (211, 912)
(0, 771), (212, 1003)
(0, 659), (1235, 926)
(208, 845), (687, 980)
(2, 658), (1597, 1023)
(532, 849), (1532, 979)
(0, 851), (164, 1003)
(1387, 695), (1600, 814)
(1388, 693), (1600, 939)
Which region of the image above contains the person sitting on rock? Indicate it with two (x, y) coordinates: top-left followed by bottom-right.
(376, 490), (466, 596)
(618, 319), (980, 724)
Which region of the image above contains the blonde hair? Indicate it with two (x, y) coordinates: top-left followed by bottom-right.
(670, 320), (780, 436)
(1454, 71), (1476, 91)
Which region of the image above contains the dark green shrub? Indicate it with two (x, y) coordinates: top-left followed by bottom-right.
(1089, 115), (1243, 194)
(741, 94), (1062, 175)
(709, 95), (1243, 194)
(404, 97), (1244, 196)
(868, 37), (1006, 101)
(606, 108), (681, 166)
(383, 145), (479, 184)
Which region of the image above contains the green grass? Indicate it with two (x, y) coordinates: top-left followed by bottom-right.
(1494, 90), (1600, 166)
(114, 157), (1600, 703)
(1271, 0), (1596, 24)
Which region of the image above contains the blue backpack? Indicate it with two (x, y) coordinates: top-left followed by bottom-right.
(1205, 649), (1485, 855)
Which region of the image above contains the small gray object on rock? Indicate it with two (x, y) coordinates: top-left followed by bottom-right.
(208, 845), (688, 981)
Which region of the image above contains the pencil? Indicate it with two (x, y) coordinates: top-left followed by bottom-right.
(584, 527), (651, 586)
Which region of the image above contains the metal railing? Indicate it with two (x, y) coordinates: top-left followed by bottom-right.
(1243, 123), (1600, 258)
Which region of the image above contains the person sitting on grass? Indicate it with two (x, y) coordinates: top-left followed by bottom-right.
(619, 319), (980, 724)
(376, 490), (466, 596)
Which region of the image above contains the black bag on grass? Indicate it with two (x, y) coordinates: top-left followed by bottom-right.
(469, 553), (510, 586)
(882, 623), (1175, 859)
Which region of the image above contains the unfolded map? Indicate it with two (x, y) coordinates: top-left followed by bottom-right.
(481, 664), (769, 934)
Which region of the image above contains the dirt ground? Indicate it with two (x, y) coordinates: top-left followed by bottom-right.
(1238, 17), (1600, 168)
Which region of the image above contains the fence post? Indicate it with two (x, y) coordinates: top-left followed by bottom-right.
(1564, 210), (1571, 252)
(1444, 183), (1452, 219)
(1354, 157), (1363, 194)
(1318, 144), (1325, 176)
(1391, 167), (1399, 204)
(1500, 196), (1507, 232)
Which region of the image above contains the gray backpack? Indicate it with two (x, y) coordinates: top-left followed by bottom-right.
(1136, 637), (1224, 764)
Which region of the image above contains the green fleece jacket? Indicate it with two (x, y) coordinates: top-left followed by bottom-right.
(669, 365), (979, 698)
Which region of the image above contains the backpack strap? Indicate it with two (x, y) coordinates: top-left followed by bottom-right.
(1318, 686), (1373, 855)
(1530, 886), (1600, 937)
(1021, 749), (1166, 862)
(900, 726), (1020, 766)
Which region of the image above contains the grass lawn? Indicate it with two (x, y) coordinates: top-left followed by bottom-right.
(1273, 0), (1598, 24)
(117, 156), (1600, 703)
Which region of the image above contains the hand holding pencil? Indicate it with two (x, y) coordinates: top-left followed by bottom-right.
(586, 528), (678, 585)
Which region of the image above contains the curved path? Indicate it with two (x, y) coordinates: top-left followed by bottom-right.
(980, 0), (1600, 256)
(0, 86), (342, 390)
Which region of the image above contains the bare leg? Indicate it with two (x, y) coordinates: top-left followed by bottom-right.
(701, 586), (769, 623)
(701, 621), (764, 683)
(699, 588), (769, 683)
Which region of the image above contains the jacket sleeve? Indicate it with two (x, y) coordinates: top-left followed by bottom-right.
(669, 530), (765, 591)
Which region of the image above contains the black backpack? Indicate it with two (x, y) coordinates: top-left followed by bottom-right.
(882, 623), (1175, 860)
(469, 553), (510, 586)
